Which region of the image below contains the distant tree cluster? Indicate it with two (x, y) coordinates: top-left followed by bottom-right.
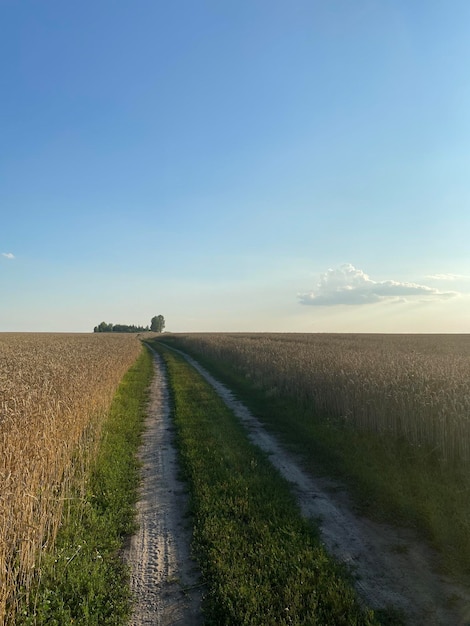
(93, 321), (148, 333)
(94, 315), (165, 333)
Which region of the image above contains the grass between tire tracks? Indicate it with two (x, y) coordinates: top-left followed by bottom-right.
(153, 341), (378, 625)
(17, 346), (154, 625)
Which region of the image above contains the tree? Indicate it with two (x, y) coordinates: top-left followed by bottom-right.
(150, 315), (165, 333)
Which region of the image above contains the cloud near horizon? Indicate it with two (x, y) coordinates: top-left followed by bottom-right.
(2, 252), (15, 259)
(425, 273), (468, 281)
(299, 264), (459, 306)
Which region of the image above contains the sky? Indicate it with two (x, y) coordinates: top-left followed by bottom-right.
(1, 0), (470, 333)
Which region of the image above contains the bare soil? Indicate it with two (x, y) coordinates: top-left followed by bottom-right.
(126, 346), (470, 625)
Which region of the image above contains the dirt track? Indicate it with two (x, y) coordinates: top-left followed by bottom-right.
(126, 347), (470, 625)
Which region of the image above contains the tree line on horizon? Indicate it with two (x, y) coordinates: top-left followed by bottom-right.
(94, 315), (165, 334)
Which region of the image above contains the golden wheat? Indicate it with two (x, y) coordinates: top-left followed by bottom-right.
(170, 333), (470, 463)
(0, 333), (141, 623)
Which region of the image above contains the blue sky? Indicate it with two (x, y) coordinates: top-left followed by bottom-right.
(2, 0), (470, 332)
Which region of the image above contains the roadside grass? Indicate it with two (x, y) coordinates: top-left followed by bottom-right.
(17, 346), (153, 626)
(159, 336), (470, 583)
(153, 341), (378, 625)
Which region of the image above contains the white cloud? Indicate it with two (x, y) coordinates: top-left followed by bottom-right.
(425, 273), (467, 281)
(299, 264), (458, 306)
(2, 252), (15, 260)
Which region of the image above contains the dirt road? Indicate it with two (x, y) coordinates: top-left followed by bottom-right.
(126, 346), (470, 625)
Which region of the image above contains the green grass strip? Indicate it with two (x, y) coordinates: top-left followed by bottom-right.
(154, 341), (377, 626)
(17, 346), (154, 626)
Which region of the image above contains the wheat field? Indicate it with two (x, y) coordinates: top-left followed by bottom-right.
(0, 333), (141, 623)
(168, 333), (470, 463)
